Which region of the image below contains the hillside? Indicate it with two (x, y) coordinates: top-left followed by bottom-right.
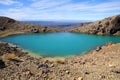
(0, 17), (61, 37)
(68, 14), (120, 35)
(0, 15), (120, 37)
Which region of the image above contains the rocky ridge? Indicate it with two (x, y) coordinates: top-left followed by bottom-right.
(68, 14), (120, 35)
(0, 16), (62, 37)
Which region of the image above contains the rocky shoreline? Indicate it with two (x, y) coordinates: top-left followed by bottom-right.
(0, 41), (120, 80)
(0, 14), (120, 80)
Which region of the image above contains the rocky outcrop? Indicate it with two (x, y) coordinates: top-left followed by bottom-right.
(31, 27), (39, 33)
(69, 14), (120, 35)
(0, 41), (27, 56)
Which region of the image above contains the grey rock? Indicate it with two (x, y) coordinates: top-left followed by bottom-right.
(34, 61), (48, 68)
(110, 67), (120, 74)
(31, 27), (39, 33)
(96, 46), (101, 51)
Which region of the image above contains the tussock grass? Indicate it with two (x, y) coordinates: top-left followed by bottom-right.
(2, 53), (16, 60)
(43, 57), (65, 64)
(2, 53), (23, 62)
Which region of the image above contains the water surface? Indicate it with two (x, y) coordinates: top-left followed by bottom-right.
(1, 32), (120, 57)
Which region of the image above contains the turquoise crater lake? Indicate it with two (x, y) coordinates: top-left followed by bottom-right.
(1, 32), (120, 57)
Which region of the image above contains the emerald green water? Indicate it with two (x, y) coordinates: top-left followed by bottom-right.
(0, 32), (120, 57)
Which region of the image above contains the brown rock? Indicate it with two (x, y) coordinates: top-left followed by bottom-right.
(24, 70), (32, 77)
(78, 77), (83, 80)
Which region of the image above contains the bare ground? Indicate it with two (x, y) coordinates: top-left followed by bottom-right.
(0, 42), (120, 80)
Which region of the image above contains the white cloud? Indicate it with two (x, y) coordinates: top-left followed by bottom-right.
(90, 1), (120, 12)
(31, 0), (70, 9)
(0, 0), (22, 5)
(47, 1), (120, 12)
(0, 0), (120, 20)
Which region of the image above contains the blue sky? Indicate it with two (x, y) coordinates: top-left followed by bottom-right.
(0, 0), (120, 20)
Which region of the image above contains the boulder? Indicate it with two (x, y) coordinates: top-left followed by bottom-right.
(78, 77), (83, 80)
(96, 46), (101, 51)
(31, 27), (39, 33)
(0, 26), (6, 31)
(110, 67), (120, 74)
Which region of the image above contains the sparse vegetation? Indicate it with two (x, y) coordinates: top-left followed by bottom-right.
(2, 53), (23, 62)
(43, 57), (65, 64)
(2, 53), (16, 60)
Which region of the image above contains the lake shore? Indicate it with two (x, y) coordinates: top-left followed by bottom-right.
(0, 41), (120, 80)
(0, 14), (120, 80)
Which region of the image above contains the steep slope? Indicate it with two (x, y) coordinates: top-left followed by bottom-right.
(69, 14), (120, 35)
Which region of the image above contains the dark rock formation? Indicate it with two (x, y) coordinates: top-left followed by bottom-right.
(31, 27), (39, 33)
(42, 27), (48, 32)
(0, 59), (5, 69)
(0, 42), (27, 57)
(0, 26), (6, 31)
